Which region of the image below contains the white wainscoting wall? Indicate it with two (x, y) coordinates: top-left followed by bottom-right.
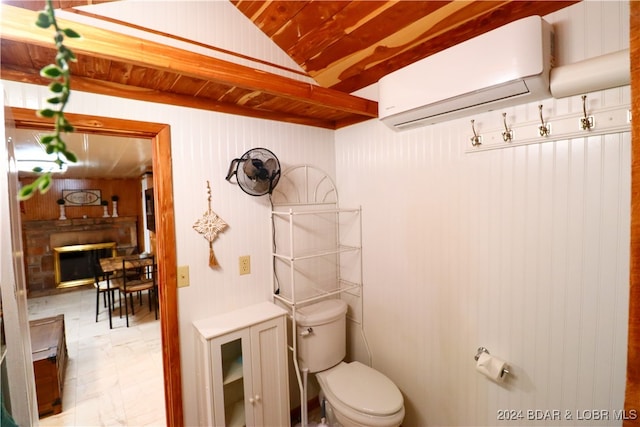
(3, 0), (631, 425)
(335, 2), (630, 425)
(4, 3), (329, 423)
(3, 79), (336, 426)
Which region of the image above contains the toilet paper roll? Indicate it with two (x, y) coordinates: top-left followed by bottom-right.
(476, 352), (508, 382)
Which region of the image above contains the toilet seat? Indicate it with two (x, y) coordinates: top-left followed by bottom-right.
(320, 361), (403, 416)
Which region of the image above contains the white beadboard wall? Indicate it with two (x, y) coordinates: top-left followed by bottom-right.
(4, 4), (327, 424)
(335, 2), (630, 426)
(59, 0), (315, 83)
(3, 1), (632, 426)
(3, 80), (336, 426)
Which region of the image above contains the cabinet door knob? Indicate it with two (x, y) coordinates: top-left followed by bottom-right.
(249, 397), (255, 404)
(254, 394), (261, 402)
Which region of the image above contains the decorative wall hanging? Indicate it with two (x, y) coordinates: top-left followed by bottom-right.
(62, 189), (101, 206)
(193, 181), (228, 267)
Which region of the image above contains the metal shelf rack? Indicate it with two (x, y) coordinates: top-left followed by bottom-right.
(269, 165), (370, 427)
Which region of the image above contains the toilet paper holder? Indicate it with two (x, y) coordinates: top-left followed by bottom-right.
(474, 347), (510, 377)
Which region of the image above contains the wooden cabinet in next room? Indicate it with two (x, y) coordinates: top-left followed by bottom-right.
(193, 302), (289, 427)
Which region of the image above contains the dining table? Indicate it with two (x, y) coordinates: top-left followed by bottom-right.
(99, 253), (154, 329)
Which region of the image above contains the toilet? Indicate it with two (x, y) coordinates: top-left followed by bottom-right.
(296, 299), (405, 427)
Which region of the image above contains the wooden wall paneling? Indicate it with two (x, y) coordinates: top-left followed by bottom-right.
(626, 1), (640, 425)
(19, 177), (140, 221)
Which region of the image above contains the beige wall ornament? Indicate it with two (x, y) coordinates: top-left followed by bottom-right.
(192, 181), (228, 267)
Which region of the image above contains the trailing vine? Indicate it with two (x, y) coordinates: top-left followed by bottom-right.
(18, 0), (80, 200)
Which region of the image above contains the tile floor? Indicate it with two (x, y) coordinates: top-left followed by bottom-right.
(28, 287), (166, 427)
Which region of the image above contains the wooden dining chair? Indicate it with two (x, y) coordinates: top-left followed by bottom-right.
(114, 256), (158, 327)
(92, 259), (117, 323)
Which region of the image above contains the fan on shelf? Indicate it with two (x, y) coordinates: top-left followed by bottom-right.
(225, 148), (281, 196)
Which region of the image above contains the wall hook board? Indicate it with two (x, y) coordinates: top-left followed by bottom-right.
(465, 104), (630, 154)
(580, 95), (595, 130)
(538, 104), (550, 137)
(501, 113), (513, 142)
(470, 119), (482, 146)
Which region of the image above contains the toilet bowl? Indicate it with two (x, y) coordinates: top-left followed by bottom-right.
(316, 361), (405, 427)
(295, 299), (405, 427)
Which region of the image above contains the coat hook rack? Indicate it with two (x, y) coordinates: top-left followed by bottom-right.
(501, 113), (513, 142)
(470, 119), (482, 146)
(580, 95), (595, 130)
(538, 104), (550, 137)
(465, 104), (630, 154)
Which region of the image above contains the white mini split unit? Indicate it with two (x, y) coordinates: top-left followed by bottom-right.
(378, 16), (554, 130)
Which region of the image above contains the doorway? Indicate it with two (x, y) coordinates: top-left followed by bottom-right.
(9, 107), (183, 426)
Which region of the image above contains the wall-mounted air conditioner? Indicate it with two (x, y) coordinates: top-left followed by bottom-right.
(378, 16), (553, 130)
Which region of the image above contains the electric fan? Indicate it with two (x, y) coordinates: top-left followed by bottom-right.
(225, 148), (281, 196)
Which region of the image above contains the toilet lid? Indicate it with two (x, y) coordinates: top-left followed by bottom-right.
(324, 362), (403, 416)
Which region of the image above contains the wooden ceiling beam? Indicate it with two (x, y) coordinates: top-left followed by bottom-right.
(0, 4), (378, 120)
(1, 66), (345, 130)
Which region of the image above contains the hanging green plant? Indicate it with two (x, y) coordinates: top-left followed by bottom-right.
(18, 0), (80, 200)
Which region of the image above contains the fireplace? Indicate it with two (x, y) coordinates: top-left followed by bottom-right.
(53, 242), (117, 288)
(23, 217), (138, 295)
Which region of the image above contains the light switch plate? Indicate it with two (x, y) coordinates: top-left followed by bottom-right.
(177, 265), (190, 287)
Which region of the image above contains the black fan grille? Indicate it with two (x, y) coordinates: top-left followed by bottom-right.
(227, 148), (281, 196)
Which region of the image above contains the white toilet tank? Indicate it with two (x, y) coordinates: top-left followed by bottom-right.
(295, 299), (348, 373)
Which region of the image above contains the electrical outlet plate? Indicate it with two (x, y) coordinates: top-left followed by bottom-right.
(239, 255), (251, 275)
(177, 265), (190, 287)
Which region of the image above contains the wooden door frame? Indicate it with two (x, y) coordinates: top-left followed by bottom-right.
(9, 107), (184, 426)
(626, 2), (639, 425)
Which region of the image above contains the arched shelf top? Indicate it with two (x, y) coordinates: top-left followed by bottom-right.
(271, 165), (338, 207)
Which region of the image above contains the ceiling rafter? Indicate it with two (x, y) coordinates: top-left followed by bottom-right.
(0, 4), (377, 130)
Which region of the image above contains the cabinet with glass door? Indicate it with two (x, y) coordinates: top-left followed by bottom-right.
(194, 302), (289, 426)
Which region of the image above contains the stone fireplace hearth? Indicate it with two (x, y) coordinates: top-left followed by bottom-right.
(23, 216), (138, 296)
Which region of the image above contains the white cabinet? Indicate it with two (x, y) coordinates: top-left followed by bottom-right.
(194, 302), (290, 427)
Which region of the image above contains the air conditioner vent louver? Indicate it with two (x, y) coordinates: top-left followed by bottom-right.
(379, 16), (553, 130)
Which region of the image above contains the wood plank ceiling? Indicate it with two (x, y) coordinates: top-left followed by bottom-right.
(1, 0), (577, 130)
(232, 1), (578, 94)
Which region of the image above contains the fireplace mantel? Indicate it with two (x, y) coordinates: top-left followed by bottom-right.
(23, 216), (138, 296)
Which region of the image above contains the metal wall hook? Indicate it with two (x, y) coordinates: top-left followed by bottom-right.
(580, 95), (595, 130)
(501, 113), (513, 142)
(538, 104), (550, 137)
(470, 119), (482, 146)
